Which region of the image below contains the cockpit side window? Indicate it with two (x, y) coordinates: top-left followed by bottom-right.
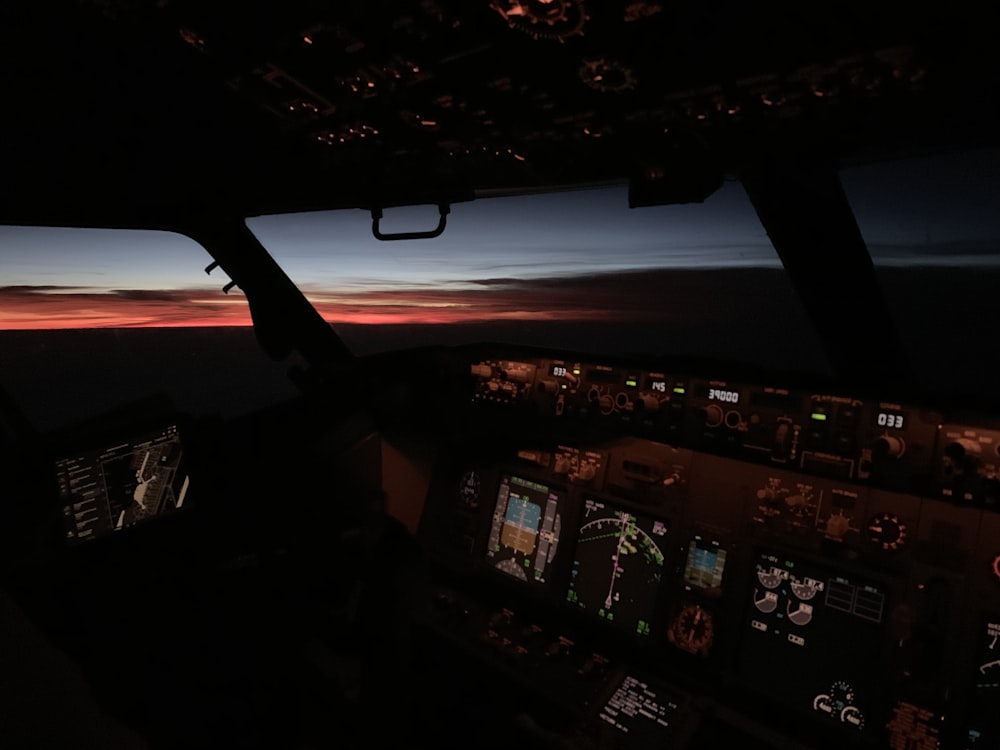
(841, 149), (1000, 398)
(0, 226), (300, 429)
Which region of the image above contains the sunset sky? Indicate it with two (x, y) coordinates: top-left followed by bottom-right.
(1, 152), (998, 333)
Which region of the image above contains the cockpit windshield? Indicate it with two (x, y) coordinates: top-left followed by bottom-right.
(248, 183), (832, 375)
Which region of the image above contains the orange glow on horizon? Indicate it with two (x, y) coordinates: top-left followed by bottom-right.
(0, 283), (638, 331)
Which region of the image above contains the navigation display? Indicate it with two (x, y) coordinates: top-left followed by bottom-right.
(485, 475), (563, 585)
(737, 549), (887, 734)
(566, 498), (668, 636)
(56, 423), (190, 542)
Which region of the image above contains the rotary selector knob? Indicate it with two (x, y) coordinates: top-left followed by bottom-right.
(537, 379), (559, 395)
(873, 435), (906, 459)
(866, 512), (908, 552)
(944, 438), (982, 477)
(704, 404), (724, 428)
(946, 438), (981, 461)
(636, 394), (660, 412)
(599, 394), (615, 415)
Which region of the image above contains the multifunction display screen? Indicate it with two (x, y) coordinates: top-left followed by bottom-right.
(566, 498), (668, 636)
(738, 549), (888, 734)
(485, 475), (563, 585)
(683, 536), (728, 591)
(56, 423), (190, 542)
(597, 674), (683, 749)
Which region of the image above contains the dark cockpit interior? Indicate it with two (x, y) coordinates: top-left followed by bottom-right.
(1, 2), (999, 748)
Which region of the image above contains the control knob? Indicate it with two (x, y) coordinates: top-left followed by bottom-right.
(537, 379), (560, 395)
(943, 438), (982, 478)
(866, 512), (908, 552)
(703, 404), (724, 428)
(635, 394), (661, 413)
(873, 434), (906, 459)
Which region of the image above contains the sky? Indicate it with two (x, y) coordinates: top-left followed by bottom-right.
(0, 151), (998, 332)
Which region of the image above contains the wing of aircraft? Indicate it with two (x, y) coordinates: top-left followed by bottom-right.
(1, 2), (999, 749)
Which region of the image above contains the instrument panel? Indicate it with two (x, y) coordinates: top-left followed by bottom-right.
(416, 349), (1000, 750)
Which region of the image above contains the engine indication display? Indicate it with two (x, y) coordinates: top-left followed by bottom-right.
(738, 549), (888, 734)
(485, 475), (563, 585)
(966, 615), (1000, 750)
(566, 498), (668, 637)
(976, 618), (1000, 690)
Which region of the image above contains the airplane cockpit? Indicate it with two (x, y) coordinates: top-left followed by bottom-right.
(1, 2), (999, 748)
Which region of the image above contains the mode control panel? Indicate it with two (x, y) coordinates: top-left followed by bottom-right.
(468, 351), (989, 509)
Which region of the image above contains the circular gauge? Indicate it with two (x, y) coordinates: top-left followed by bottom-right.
(457, 471), (481, 508)
(668, 604), (714, 656)
(829, 680), (855, 706)
(790, 580), (820, 601)
(579, 58), (638, 93)
(992, 554), (1000, 582)
(866, 512), (908, 552)
(841, 705), (866, 730)
(757, 567), (782, 589)
(490, 0), (588, 41)
(813, 681), (864, 727)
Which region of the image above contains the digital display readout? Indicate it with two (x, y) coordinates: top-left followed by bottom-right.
(645, 375), (668, 393)
(597, 674), (682, 749)
(708, 388), (740, 404)
(874, 411), (905, 429)
(551, 365), (568, 377)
